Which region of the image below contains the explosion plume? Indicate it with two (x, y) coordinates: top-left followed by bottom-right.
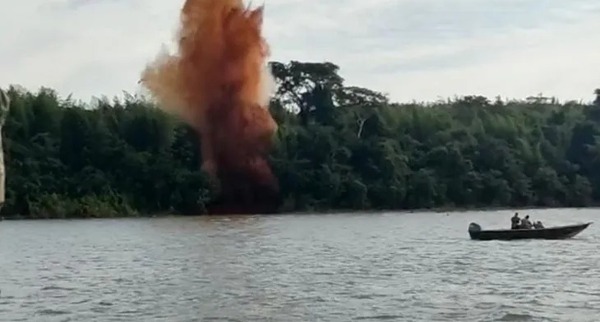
(139, 0), (280, 214)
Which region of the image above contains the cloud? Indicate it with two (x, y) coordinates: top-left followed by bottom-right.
(1, 0), (599, 104)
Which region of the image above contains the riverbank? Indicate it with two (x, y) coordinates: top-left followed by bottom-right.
(2, 204), (598, 220)
(3, 77), (600, 223)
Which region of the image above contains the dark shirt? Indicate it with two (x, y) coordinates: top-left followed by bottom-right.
(511, 216), (520, 228)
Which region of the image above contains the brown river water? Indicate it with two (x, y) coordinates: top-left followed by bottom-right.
(1, 208), (599, 321)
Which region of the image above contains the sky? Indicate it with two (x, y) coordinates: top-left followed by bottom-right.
(2, 0), (600, 104)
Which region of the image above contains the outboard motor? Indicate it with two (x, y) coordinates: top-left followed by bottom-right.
(468, 222), (482, 232)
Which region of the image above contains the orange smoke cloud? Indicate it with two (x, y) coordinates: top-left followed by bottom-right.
(140, 0), (279, 213)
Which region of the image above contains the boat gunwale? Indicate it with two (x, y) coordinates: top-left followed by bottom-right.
(473, 222), (592, 233)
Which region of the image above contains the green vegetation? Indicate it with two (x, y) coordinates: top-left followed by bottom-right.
(2, 61), (600, 218)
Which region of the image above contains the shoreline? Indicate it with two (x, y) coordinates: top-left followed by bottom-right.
(2, 204), (598, 221)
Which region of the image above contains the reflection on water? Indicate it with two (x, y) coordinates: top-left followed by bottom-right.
(0, 208), (599, 321)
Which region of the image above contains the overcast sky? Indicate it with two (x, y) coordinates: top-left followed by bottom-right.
(2, 0), (599, 104)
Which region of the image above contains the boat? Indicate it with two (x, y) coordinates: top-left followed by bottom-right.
(468, 222), (592, 240)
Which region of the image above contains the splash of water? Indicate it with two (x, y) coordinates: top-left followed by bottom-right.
(140, 0), (279, 214)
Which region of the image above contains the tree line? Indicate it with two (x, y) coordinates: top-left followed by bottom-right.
(2, 61), (600, 218)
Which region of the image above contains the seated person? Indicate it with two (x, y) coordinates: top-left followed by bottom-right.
(520, 215), (532, 229)
(533, 221), (544, 229)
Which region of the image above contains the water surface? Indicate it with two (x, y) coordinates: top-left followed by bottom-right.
(1, 208), (599, 321)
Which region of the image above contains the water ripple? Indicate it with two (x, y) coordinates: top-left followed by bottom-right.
(0, 209), (598, 321)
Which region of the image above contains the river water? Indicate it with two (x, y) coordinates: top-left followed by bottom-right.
(1, 208), (599, 321)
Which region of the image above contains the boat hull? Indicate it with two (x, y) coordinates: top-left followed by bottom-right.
(468, 222), (592, 241)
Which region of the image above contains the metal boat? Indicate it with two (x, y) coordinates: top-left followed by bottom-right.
(468, 222), (592, 240)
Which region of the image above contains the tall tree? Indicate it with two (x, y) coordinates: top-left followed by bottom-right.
(0, 88), (9, 211)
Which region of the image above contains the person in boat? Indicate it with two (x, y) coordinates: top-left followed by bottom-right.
(511, 212), (520, 229)
(520, 215), (532, 229)
(533, 221), (544, 229)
